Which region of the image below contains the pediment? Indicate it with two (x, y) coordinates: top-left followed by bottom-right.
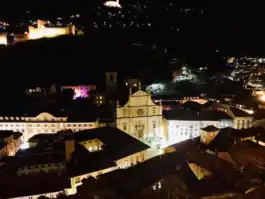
(122, 90), (157, 107)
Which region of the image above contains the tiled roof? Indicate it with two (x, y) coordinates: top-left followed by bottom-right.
(0, 131), (14, 139)
(206, 130), (235, 152)
(72, 127), (150, 160)
(230, 107), (251, 117)
(164, 109), (231, 121)
(67, 127), (150, 176)
(201, 125), (220, 132)
(0, 174), (70, 199)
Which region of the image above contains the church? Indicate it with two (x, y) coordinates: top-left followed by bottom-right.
(116, 89), (166, 147)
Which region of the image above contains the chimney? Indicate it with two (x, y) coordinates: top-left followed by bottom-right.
(65, 139), (75, 162)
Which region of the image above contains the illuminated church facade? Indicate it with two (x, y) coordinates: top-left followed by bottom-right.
(116, 90), (166, 147)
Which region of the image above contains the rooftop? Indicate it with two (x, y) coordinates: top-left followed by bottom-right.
(0, 174), (70, 199)
(205, 128), (235, 152)
(201, 125), (220, 132)
(0, 131), (14, 139)
(164, 109), (231, 121)
(67, 127), (150, 176)
(72, 127), (149, 160)
(230, 107), (252, 117)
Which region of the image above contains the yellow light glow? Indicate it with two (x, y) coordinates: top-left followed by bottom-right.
(0, 35), (7, 45)
(28, 27), (68, 40)
(27, 20), (75, 40)
(255, 91), (264, 96)
(259, 95), (265, 102)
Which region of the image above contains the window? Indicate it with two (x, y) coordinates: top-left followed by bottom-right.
(122, 109), (127, 117)
(76, 177), (81, 183)
(109, 74), (114, 81)
(153, 121), (156, 128)
(242, 120), (245, 128)
(237, 121), (240, 129)
(152, 107), (156, 114)
(247, 120), (250, 128)
(123, 123), (127, 131)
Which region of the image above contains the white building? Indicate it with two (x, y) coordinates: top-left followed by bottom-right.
(0, 112), (97, 146)
(164, 110), (233, 146)
(116, 90), (165, 147)
(209, 103), (253, 129)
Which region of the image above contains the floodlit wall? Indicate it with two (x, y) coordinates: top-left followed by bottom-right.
(27, 20), (75, 40)
(0, 34), (7, 45)
(28, 26), (74, 40)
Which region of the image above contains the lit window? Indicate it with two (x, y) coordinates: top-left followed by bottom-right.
(153, 122), (156, 128)
(88, 146), (93, 152)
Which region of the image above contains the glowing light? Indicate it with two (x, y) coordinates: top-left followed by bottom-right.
(227, 57), (234, 63)
(259, 95), (265, 102)
(27, 20), (75, 40)
(28, 28), (69, 40)
(0, 34), (7, 45)
(104, 0), (121, 8)
(255, 91), (264, 96)
(247, 110), (254, 114)
(73, 86), (90, 99)
(21, 142), (29, 150)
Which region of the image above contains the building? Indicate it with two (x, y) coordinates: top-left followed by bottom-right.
(105, 72), (118, 96)
(0, 174), (76, 199)
(210, 103), (253, 129)
(94, 93), (106, 106)
(164, 110), (233, 146)
(24, 86), (44, 95)
(27, 20), (75, 40)
(116, 90), (164, 147)
(0, 131), (22, 158)
(0, 112), (98, 146)
(0, 20), (76, 46)
(125, 78), (141, 88)
(0, 33), (7, 45)
(16, 153), (66, 176)
(0, 127), (149, 198)
(200, 125), (220, 145)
